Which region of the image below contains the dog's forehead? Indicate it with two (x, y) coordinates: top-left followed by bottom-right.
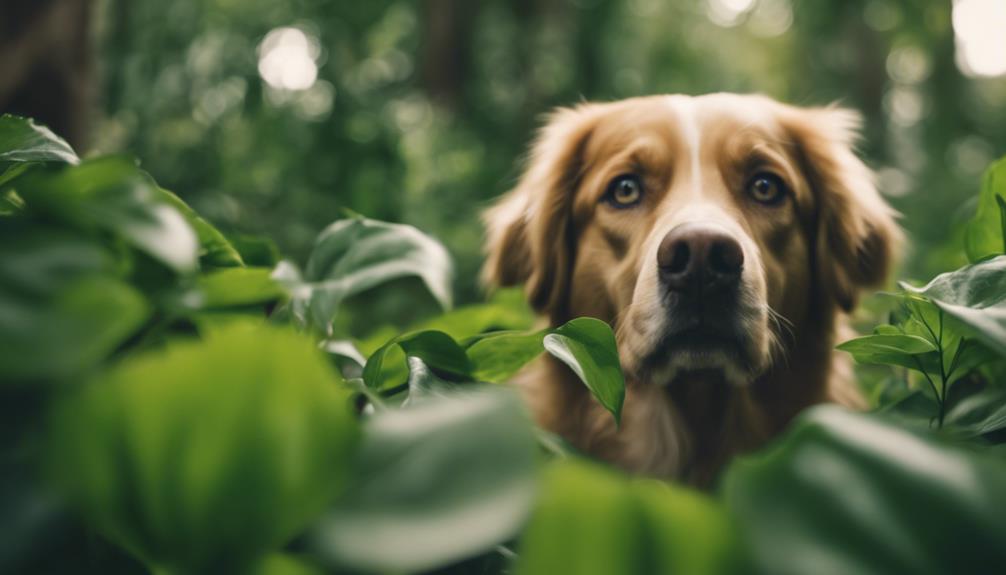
(588, 94), (785, 153)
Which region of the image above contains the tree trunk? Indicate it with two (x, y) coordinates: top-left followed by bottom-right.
(0, 0), (93, 150)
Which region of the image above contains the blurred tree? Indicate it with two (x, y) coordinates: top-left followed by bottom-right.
(5, 0), (1003, 331)
(0, 0), (94, 149)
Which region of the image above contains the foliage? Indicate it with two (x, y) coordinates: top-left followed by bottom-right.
(2, 115), (1006, 575)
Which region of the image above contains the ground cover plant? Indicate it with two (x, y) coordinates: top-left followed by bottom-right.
(2, 114), (1006, 575)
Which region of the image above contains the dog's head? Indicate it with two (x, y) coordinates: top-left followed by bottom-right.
(484, 94), (900, 387)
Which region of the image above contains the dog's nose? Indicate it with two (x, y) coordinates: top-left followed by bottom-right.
(657, 224), (744, 292)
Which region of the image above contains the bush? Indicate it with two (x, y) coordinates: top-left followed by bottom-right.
(2, 115), (1005, 574)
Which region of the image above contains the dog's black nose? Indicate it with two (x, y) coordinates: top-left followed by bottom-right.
(657, 223), (744, 292)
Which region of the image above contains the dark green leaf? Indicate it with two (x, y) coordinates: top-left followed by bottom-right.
(49, 322), (359, 572)
(309, 387), (537, 573)
(362, 330), (472, 390)
(543, 318), (625, 424)
(0, 276), (149, 383)
(724, 406), (1006, 575)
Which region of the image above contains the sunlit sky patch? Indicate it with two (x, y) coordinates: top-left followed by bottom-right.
(952, 0), (1006, 77)
(257, 27), (320, 91)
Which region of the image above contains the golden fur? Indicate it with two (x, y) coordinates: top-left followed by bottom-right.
(483, 94), (901, 486)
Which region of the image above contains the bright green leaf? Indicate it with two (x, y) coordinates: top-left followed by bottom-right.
(467, 329), (547, 383)
(193, 267), (286, 308)
(49, 322), (359, 573)
(518, 460), (737, 575)
(965, 156), (1006, 262)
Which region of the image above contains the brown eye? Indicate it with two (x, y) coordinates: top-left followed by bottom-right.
(605, 175), (644, 208)
(746, 173), (787, 205)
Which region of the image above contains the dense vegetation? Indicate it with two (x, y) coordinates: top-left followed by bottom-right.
(3, 111), (1006, 575)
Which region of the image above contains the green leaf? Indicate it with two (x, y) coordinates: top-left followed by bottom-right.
(517, 460), (737, 575)
(965, 156), (1006, 262)
(193, 267), (286, 308)
(0, 276), (149, 383)
(837, 334), (939, 371)
(156, 187), (244, 268)
(49, 322), (359, 573)
(0, 114), (79, 171)
(543, 318), (625, 424)
(362, 330), (471, 390)
(724, 406), (1006, 575)
(308, 387), (538, 573)
(297, 216), (454, 332)
(467, 329), (548, 383)
(16, 157), (198, 273)
(837, 334), (937, 355)
(900, 256), (1006, 359)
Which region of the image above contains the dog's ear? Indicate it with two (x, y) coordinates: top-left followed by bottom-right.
(482, 105), (599, 318)
(784, 106), (902, 311)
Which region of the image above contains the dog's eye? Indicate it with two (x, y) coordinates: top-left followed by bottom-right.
(605, 175), (644, 208)
(746, 173), (787, 205)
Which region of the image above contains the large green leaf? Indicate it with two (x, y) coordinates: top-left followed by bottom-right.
(15, 157), (198, 273)
(308, 386), (538, 573)
(517, 460), (737, 575)
(965, 156), (1006, 262)
(293, 216), (453, 332)
(0, 115), (79, 176)
(49, 322), (359, 573)
(900, 256), (1006, 358)
(543, 318), (625, 424)
(724, 406), (1006, 575)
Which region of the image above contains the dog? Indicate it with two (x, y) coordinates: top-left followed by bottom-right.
(482, 93), (901, 486)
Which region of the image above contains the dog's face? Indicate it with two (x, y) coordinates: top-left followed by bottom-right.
(485, 94), (898, 388)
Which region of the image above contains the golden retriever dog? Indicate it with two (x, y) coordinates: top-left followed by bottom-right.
(482, 94), (901, 486)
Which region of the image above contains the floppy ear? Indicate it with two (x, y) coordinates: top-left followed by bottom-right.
(785, 106), (902, 312)
(482, 105), (599, 319)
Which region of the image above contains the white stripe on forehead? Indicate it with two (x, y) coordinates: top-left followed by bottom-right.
(665, 95), (702, 197)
